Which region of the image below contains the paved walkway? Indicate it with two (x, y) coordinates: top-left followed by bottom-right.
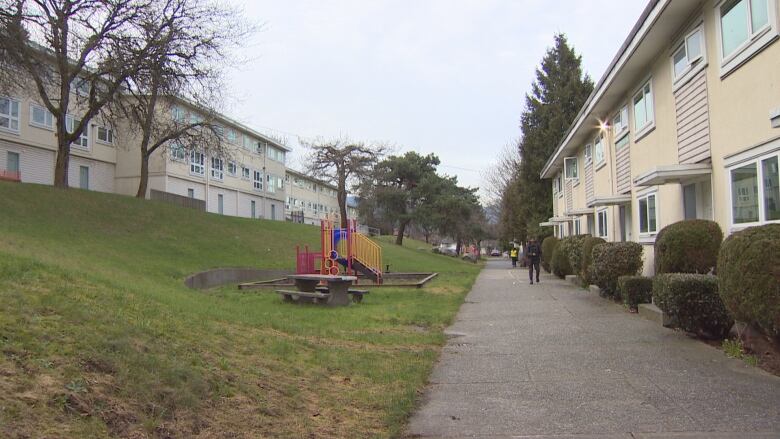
(407, 260), (780, 439)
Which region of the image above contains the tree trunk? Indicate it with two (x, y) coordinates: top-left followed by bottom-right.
(136, 151), (150, 198)
(455, 240), (462, 256)
(424, 232), (430, 243)
(53, 127), (70, 188)
(396, 219), (410, 246)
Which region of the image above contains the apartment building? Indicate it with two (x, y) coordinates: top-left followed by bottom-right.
(0, 85), (118, 192)
(541, 0), (780, 275)
(114, 98), (290, 220)
(284, 169), (341, 225)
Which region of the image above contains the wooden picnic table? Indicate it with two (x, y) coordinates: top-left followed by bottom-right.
(286, 274), (358, 306)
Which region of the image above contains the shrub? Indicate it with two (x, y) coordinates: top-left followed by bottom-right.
(563, 235), (590, 275)
(718, 224), (780, 339)
(541, 236), (559, 273)
(654, 274), (733, 339)
(618, 275), (653, 310)
(551, 245), (572, 279)
(655, 220), (723, 274)
(588, 242), (643, 299)
(580, 236), (606, 285)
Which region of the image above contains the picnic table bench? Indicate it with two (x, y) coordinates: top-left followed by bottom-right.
(277, 274), (362, 306)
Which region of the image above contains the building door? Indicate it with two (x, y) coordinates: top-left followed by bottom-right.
(271, 204), (276, 221)
(683, 184), (697, 219)
(7, 151), (19, 174)
(251, 200), (256, 219)
(79, 166), (89, 190)
(619, 205), (632, 242)
(218, 194), (224, 214)
(188, 188), (195, 198)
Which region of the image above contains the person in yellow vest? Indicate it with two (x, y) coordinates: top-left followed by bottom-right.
(510, 247), (519, 268)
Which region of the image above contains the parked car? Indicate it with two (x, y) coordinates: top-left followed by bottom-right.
(490, 249), (501, 257)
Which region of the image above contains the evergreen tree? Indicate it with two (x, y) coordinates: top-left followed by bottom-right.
(514, 34), (593, 242)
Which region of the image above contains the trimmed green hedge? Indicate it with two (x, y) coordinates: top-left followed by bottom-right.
(618, 275), (653, 310)
(655, 220), (723, 274)
(718, 224), (780, 339)
(551, 245), (572, 279)
(541, 236), (559, 273)
(654, 274), (733, 339)
(551, 235), (589, 279)
(580, 236), (606, 285)
(588, 242), (643, 299)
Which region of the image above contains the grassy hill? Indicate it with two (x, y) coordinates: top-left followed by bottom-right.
(0, 182), (481, 438)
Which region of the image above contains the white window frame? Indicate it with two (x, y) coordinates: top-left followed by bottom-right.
(266, 174), (276, 193)
(671, 24), (707, 87)
(612, 105), (629, 140)
(0, 96), (21, 133)
(632, 79), (655, 141)
(584, 144), (592, 165)
(66, 115), (89, 150)
(597, 208), (609, 238)
(554, 174), (563, 198)
(727, 150), (780, 228)
(190, 151), (205, 176)
(227, 160), (237, 177)
(593, 134), (606, 168)
(241, 166), (251, 180)
(564, 157), (579, 181)
(96, 126), (114, 145)
(211, 156), (224, 181)
(638, 192), (659, 236)
(573, 218), (582, 236)
(716, 0), (778, 77)
(253, 170), (264, 191)
(172, 105), (186, 123)
(227, 129), (238, 143)
(170, 142), (186, 162)
(29, 103), (53, 130)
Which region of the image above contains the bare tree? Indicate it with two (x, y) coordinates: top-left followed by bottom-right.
(0, 0), (168, 188)
(482, 139), (521, 202)
(114, 0), (251, 197)
(303, 137), (387, 229)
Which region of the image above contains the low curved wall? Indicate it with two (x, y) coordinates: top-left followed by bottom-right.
(185, 268), (291, 290)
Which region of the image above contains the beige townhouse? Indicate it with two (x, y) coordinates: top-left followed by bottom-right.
(114, 98), (290, 221)
(541, 0), (780, 275)
(284, 169), (341, 225)
(0, 82), (119, 192)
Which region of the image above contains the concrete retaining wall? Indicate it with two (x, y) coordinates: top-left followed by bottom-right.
(185, 268), (290, 289)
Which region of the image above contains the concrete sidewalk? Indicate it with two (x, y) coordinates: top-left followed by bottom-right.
(407, 260), (780, 438)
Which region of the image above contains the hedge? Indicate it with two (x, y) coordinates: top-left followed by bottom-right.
(654, 274), (733, 339)
(655, 220), (723, 274)
(618, 275), (653, 310)
(588, 242), (643, 299)
(541, 236), (559, 273)
(551, 245), (572, 279)
(718, 224), (780, 339)
(580, 236), (606, 285)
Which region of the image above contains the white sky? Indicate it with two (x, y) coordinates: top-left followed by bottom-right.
(223, 1), (648, 198)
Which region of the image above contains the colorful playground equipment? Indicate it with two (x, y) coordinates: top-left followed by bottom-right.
(295, 217), (383, 284)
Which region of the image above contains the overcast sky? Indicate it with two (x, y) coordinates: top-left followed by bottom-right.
(223, 1), (648, 198)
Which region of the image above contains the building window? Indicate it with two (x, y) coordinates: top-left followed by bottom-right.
(172, 105), (186, 123)
(268, 146), (285, 163)
(672, 27), (705, 81)
(554, 174), (563, 197)
(241, 166), (250, 180)
(188, 188), (195, 198)
(227, 161), (237, 177)
(276, 175), (284, 191)
(66, 116), (89, 149)
(632, 81), (654, 135)
(227, 129), (238, 143)
(720, 0), (770, 59)
(96, 126), (114, 144)
(612, 105), (629, 139)
(0, 97), (21, 132)
(597, 209), (608, 238)
(218, 194), (224, 214)
(729, 152), (780, 225)
(593, 134), (605, 166)
(253, 170), (263, 191)
(211, 157), (224, 181)
(584, 144), (592, 165)
(170, 142), (186, 161)
(564, 157), (579, 180)
(79, 165), (89, 190)
(266, 174), (276, 193)
(30, 103), (53, 129)
(190, 151), (205, 175)
(251, 200), (256, 218)
(573, 218), (582, 235)
(615, 135), (629, 154)
(638, 193), (658, 234)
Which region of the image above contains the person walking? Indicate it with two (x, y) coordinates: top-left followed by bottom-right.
(510, 246), (519, 268)
(526, 237), (542, 285)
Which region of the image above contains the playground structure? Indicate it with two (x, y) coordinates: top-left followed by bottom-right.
(296, 217), (383, 284)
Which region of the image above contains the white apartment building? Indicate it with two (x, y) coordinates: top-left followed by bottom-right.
(284, 169), (341, 225)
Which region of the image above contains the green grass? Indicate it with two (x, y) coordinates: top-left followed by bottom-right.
(0, 182), (481, 438)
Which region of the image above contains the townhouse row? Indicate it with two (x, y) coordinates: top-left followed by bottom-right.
(0, 89), (349, 224)
(541, 0), (780, 275)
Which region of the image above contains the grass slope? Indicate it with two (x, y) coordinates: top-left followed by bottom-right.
(0, 182), (481, 438)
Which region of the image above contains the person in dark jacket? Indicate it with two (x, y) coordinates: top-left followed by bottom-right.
(526, 237), (542, 285)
